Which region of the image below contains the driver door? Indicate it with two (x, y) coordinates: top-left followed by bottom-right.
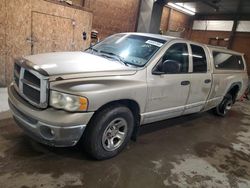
(144, 42), (191, 124)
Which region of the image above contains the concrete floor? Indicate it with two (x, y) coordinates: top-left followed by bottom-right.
(0, 100), (250, 188)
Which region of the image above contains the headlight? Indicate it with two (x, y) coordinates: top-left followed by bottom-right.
(50, 90), (88, 112)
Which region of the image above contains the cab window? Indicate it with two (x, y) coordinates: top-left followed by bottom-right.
(190, 44), (207, 73)
(156, 43), (189, 74)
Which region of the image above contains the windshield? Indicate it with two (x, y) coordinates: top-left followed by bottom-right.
(86, 34), (167, 67)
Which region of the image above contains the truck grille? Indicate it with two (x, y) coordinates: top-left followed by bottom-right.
(14, 62), (49, 108)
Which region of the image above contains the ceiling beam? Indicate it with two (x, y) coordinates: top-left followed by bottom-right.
(168, 0), (219, 11)
(228, 0), (243, 49)
(200, 0), (219, 11)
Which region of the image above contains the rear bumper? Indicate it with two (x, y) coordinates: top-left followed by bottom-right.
(8, 83), (94, 147)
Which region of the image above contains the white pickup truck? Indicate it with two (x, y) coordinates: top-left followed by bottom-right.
(8, 33), (248, 159)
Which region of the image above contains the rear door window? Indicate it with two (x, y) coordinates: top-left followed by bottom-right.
(213, 52), (244, 70)
(190, 44), (207, 73)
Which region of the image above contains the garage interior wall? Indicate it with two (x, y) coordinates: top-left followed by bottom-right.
(89, 0), (141, 39)
(1, 1), (250, 86)
(0, 0), (92, 87)
(160, 7), (250, 74)
(71, 0), (85, 6)
(189, 28), (250, 74)
(160, 6), (193, 38)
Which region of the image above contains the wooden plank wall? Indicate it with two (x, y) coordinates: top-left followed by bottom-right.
(72, 0), (84, 6)
(5, 0), (31, 87)
(0, 0), (7, 86)
(31, 12), (76, 54)
(190, 30), (231, 45)
(0, 0), (92, 86)
(230, 33), (250, 74)
(89, 0), (141, 39)
(160, 6), (192, 38)
(160, 7), (170, 32)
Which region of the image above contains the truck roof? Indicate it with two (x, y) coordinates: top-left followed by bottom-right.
(206, 45), (243, 56)
(120, 32), (178, 41)
(121, 32), (244, 56)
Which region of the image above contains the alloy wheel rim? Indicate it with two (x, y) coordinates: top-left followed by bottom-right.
(224, 100), (232, 114)
(102, 118), (128, 151)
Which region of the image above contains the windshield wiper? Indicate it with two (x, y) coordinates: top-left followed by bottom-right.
(99, 50), (129, 66)
(88, 46), (98, 53)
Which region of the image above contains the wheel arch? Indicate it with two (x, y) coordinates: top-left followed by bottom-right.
(88, 99), (141, 141)
(226, 82), (242, 103)
(89, 99), (141, 125)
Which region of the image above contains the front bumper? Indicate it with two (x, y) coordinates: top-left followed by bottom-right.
(8, 84), (94, 147)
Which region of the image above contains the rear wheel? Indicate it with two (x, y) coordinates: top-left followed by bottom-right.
(82, 105), (134, 160)
(214, 94), (233, 116)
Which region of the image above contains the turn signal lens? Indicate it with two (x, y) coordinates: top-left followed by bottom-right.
(79, 97), (88, 111)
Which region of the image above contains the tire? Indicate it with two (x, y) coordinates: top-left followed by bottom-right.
(82, 105), (134, 160)
(214, 94), (233, 117)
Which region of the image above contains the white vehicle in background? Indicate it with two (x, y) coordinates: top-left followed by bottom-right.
(8, 33), (248, 160)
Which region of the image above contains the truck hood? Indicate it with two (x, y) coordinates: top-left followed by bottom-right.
(23, 52), (137, 78)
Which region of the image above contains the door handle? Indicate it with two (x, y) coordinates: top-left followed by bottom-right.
(204, 79), (211, 84)
(181, 81), (190, 86)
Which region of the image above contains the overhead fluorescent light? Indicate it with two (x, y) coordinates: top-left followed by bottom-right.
(176, 3), (196, 12)
(167, 2), (196, 16)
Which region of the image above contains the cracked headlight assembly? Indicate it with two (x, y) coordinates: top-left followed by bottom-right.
(50, 90), (88, 112)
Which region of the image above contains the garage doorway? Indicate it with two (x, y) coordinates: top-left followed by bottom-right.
(31, 11), (75, 54)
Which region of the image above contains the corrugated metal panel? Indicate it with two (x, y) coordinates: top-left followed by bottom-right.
(193, 20), (233, 31)
(192, 20), (207, 30)
(176, 0), (250, 15)
(207, 20), (233, 31)
(237, 21), (250, 32)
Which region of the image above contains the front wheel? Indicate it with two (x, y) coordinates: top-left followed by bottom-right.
(82, 105), (134, 160)
(214, 94), (233, 116)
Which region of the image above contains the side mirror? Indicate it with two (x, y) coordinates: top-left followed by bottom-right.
(152, 59), (182, 75)
(161, 60), (181, 74)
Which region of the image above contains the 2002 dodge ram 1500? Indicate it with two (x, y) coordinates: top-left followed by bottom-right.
(8, 33), (248, 159)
